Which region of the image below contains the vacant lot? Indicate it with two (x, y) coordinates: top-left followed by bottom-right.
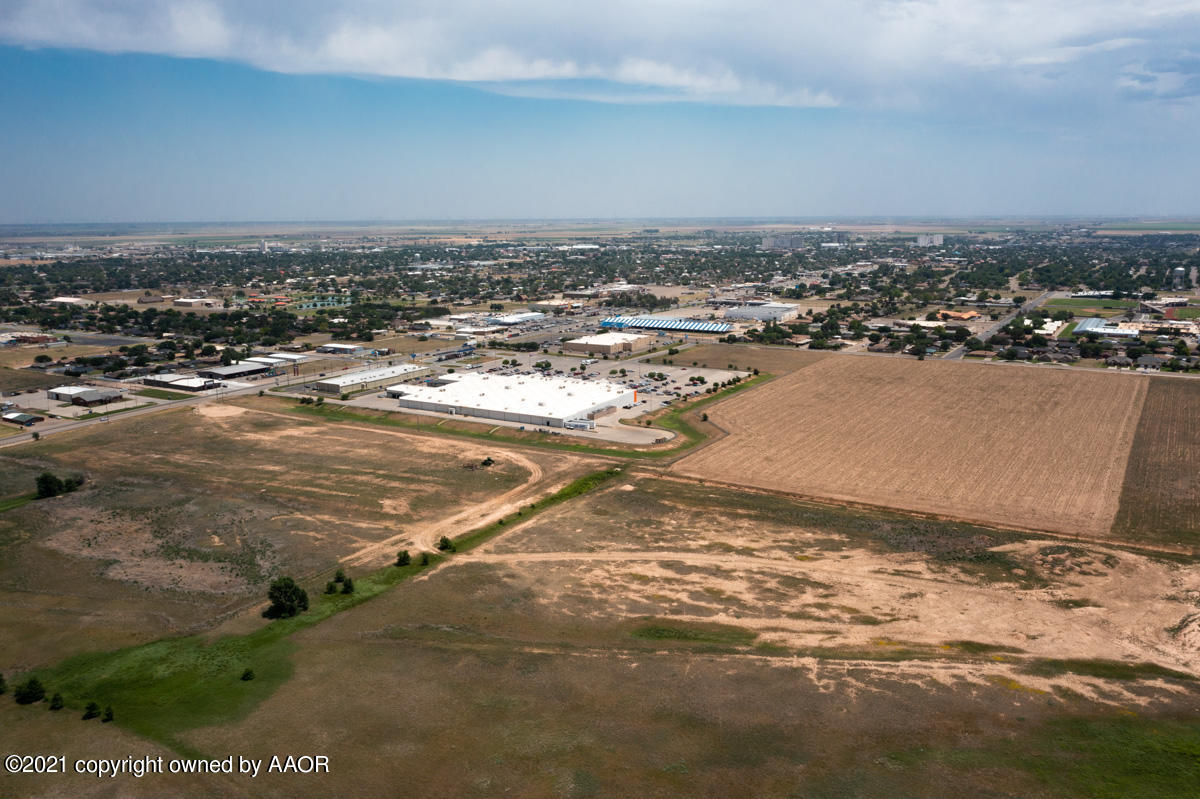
(0, 365), (69, 392)
(0, 400), (595, 672)
(649, 342), (830, 374)
(1112, 378), (1200, 548)
(675, 357), (1148, 537)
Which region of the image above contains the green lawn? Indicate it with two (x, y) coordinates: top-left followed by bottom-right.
(1057, 321), (1078, 339)
(1169, 306), (1200, 319)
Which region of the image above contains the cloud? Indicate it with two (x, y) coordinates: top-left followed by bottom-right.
(0, 0), (1198, 113)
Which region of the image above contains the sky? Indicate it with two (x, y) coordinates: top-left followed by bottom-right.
(1, 0), (1199, 223)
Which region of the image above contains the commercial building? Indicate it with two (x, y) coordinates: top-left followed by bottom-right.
(143, 374), (223, 392)
(486, 311), (546, 326)
(196, 361), (272, 380)
(47, 385), (123, 406)
(601, 315), (731, 334)
(564, 331), (651, 355)
(313, 364), (432, 394)
(174, 297), (215, 307)
(315, 342), (365, 355)
(386, 373), (635, 428)
(2, 411), (44, 426)
(723, 302), (800, 323)
(916, 234), (944, 246)
(1072, 317), (1141, 339)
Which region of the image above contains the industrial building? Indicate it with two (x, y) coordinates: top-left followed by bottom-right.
(723, 302), (800, 323)
(143, 374), (222, 392)
(1072, 317), (1141, 339)
(601, 315), (732, 334)
(386, 373), (635, 428)
(313, 364), (432, 394)
(47, 385), (123, 406)
(196, 361), (272, 380)
(564, 331), (651, 355)
(3, 411), (44, 426)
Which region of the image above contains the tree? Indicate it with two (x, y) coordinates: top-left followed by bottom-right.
(34, 354), (52, 363)
(82, 701), (100, 720)
(324, 581), (337, 594)
(49, 693), (64, 710)
(263, 577), (309, 619)
(437, 536), (456, 552)
(341, 577), (355, 594)
(102, 706), (114, 723)
(419, 553), (430, 566)
(14, 677), (46, 705)
(0, 673), (5, 694)
(36, 472), (65, 498)
(395, 550), (411, 567)
(334, 568), (346, 583)
(241, 669), (255, 681)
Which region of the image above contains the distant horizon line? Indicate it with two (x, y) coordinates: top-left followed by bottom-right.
(3, 215), (1200, 229)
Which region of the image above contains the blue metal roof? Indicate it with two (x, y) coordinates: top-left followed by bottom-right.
(601, 316), (732, 333)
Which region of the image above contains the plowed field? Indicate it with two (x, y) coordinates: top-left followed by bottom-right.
(675, 358), (1148, 536)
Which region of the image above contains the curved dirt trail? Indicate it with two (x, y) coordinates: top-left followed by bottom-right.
(212, 403), (553, 564)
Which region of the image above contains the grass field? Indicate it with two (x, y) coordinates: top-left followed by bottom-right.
(674, 357), (1149, 537)
(0, 401), (596, 673)
(0, 366), (70, 392)
(646, 342), (830, 374)
(1042, 298), (1139, 310)
(1167, 306), (1200, 319)
(1111, 378), (1200, 548)
(0, 344), (111, 369)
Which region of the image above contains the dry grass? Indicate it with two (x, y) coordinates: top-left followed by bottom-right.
(1112, 378), (1200, 548)
(674, 358), (1148, 537)
(648, 342), (830, 374)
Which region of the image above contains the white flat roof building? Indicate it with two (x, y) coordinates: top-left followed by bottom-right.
(245, 356), (286, 366)
(564, 331), (650, 355)
(267, 352), (307, 362)
(487, 311), (546, 326)
(313, 363), (431, 394)
(723, 302), (800, 323)
(386, 373), (635, 428)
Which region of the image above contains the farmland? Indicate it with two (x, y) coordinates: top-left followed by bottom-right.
(1111, 378), (1200, 547)
(674, 357), (1148, 537)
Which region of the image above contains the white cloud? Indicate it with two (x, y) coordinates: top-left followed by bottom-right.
(0, 0), (1197, 111)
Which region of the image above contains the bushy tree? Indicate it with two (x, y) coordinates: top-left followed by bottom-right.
(341, 577), (355, 595)
(241, 669), (255, 681)
(13, 677), (45, 704)
(436, 536), (456, 552)
(49, 693), (64, 710)
(263, 577), (309, 619)
(395, 550), (410, 567)
(35, 472), (65, 498)
(82, 701), (100, 720)
(102, 706), (114, 723)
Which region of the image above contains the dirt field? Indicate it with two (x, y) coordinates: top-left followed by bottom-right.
(674, 357), (1148, 537)
(1112, 378), (1200, 548)
(169, 475), (1200, 798)
(648, 342), (830, 374)
(0, 400), (597, 673)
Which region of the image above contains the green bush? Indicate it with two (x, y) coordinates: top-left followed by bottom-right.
(13, 677), (45, 705)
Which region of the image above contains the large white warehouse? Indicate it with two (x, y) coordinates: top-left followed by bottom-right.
(314, 363), (432, 394)
(386, 373), (635, 428)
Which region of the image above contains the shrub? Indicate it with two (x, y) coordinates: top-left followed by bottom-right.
(419, 553), (429, 566)
(241, 669), (255, 681)
(436, 536), (456, 552)
(35, 472), (65, 498)
(334, 569), (346, 583)
(49, 693), (64, 710)
(0, 673), (6, 694)
(324, 581), (337, 595)
(102, 706), (114, 723)
(82, 702), (100, 720)
(341, 577), (355, 594)
(395, 550), (411, 567)
(14, 677), (45, 705)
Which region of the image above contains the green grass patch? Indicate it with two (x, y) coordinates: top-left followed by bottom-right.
(630, 619), (758, 648)
(1057, 321), (1079, 339)
(1022, 658), (1195, 682)
(135, 388), (194, 401)
(0, 493), (35, 514)
(1168, 306), (1200, 319)
(893, 715), (1200, 798)
(945, 640), (1025, 655)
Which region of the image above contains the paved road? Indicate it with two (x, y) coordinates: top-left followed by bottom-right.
(943, 290), (1057, 360)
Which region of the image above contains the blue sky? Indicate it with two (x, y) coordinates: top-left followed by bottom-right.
(1, 1), (1198, 222)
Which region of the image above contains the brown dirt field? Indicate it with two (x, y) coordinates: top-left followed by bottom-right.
(0, 401), (597, 672)
(0, 344), (111, 370)
(173, 475), (1200, 799)
(0, 366), (72, 392)
(674, 357), (1149, 538)
(1111, 378), (1200, 548)
(648, 342), (831, 374)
